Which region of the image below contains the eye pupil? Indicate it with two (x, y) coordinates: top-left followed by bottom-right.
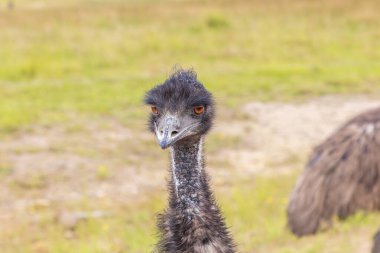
(194, 106), (205, 115)
(151, 106), (159, 114)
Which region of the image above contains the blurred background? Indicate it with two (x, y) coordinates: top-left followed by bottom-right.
(1, 0), (380, 252)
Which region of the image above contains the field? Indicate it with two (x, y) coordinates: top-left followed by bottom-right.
(1, 0), (380, 252)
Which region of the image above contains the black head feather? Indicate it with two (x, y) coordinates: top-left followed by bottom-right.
(145, 69), (213, 109)
(144, 69), (215, 146)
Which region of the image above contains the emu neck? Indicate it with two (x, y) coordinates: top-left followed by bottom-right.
(170, 137), (205, 212)
(160, 137), (236, 253)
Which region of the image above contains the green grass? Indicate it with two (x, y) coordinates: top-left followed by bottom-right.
(2, 174), (379, 253)
(2, 1), (380, 252)
(1, 0), (380, 133)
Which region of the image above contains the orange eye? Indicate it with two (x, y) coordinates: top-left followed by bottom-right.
(151, 106), (159, 115)
(194, 105), (205, 115)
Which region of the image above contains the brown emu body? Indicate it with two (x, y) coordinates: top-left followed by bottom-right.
(287, 107), (380, 236)
(372, 229), (380, 253)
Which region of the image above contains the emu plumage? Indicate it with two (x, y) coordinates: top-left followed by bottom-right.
(145, 70), (235, 253)
(287, 106), (380, 236)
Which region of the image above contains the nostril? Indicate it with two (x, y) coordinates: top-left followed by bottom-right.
(171, 131), (178, 136)
(160, 130), (163, 134)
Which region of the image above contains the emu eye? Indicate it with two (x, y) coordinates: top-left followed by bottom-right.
(151, 106), (159, 115)
(194, 105), (205, 115)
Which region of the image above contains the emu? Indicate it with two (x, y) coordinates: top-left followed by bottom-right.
(145, 70), (235, 253)
(287, 106), (380, 237)
(372, 229), (380, 253)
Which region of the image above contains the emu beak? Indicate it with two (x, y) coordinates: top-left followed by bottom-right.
(155, 115), (180, 149)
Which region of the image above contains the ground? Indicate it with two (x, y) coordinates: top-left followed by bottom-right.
(2, 95), (380, 253)
(1, 0), (380, 252)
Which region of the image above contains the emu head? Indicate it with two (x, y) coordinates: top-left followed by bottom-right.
(144, 70), (215, 149)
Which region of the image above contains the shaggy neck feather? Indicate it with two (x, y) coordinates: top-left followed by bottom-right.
(170, 136), (205, 214)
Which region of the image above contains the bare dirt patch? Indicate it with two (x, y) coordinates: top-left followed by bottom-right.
(214, 95), (380, 176)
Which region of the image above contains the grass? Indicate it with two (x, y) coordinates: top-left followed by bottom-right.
(2, 173), (379, 253)
(2, 0), (380, 252)
(1, 0), (380, 133)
